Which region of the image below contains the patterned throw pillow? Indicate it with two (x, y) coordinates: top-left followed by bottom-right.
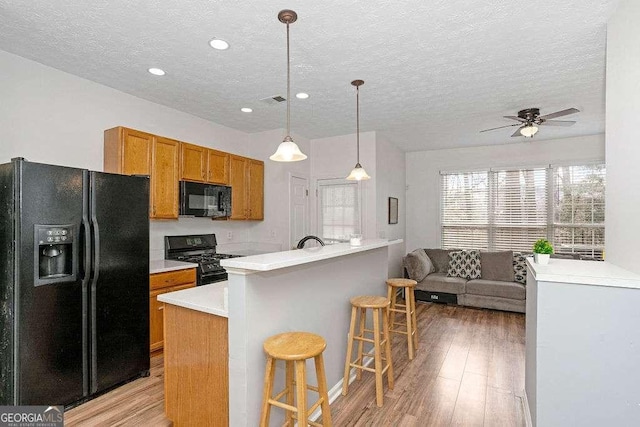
(513, 252), (529, 284)
(447, 250), (481, 280)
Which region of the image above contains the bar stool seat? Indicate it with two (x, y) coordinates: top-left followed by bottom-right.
(260, 332), (332, 427)
(342, 295), (394, 407)
(386, 278), (418, 360)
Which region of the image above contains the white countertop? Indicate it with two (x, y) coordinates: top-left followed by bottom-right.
(527, 258), (640, 289)
(220, 238), (402, 272)
(157, 281), (228, 317)
(149, 260), (198, 275)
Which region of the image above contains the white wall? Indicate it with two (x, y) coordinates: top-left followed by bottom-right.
(405, 134), (606, 254)
(605, 0), (640, 273)
(246, 129), (311, 251)
(376, 134), (406, 277)
(310, 131), (377, 239)
(0, 49), (260, 260)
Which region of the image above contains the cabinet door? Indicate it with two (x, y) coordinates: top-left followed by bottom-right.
(151, 137), (180, 219)
(180, 142), (207, 182)
(248, 160), (264, 220)
(103, 127), (152, 175)
(149, 282), (195, 353)
(207, 149), (229, 184)
(229, 155), (248, 220)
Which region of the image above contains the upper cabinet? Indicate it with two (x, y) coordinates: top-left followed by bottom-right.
(180, 143), (230, 185)
(104, 126), (260, 221)
(229, 155), (264, 220)
(104, 127), (179, 220)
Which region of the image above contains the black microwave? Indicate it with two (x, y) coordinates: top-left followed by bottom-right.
(179, 181), (232, 218)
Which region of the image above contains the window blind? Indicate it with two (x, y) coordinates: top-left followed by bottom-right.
(441, 163), (605, 257)
(318, 180), (360, 242)
(552, 164), (605, 259)
(441, 171), (489, 249)
(491, 168), (548, 252)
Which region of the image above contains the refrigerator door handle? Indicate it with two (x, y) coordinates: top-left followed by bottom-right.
(89, 203), (100, 393)
(81, 170), (91, 397)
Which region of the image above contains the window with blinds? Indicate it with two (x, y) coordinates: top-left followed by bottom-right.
(318, 179), (361, 243)
(552, 164), (605, 259)
(441, 163), (605, 258)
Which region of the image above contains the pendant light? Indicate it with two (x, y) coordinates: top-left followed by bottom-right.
(269, 10), (307, 162)
(346, 80), (371, 180)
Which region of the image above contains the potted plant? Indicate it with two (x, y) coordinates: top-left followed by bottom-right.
(533, 239), (554, 264)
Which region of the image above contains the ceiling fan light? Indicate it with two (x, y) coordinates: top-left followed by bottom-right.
(520, 124), (539, 138)
(269, 136), (307, 162)
(346, 163), (371, 181)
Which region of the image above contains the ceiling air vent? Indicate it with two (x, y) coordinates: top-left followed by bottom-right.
(260, 95), (286, 106)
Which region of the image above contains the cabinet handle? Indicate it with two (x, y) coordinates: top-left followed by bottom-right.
(153, 206), (156, 216)
(158, 305), (164, 311)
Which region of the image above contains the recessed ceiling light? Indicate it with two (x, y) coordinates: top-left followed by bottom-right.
(148, 68), (165, 76)
(241, 107), (253, 113)
(296, 92), (309, 99)
(209, 38), (230, 50)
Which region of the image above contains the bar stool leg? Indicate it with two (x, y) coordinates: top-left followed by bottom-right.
(285, 360), (295, 425)
(314, 354), (333, 426)
(386, 285), (395, 332)
(382, 306), (394, 390)
(295, 360), (308, 426)
(355, 307), (366, 380)
(342, 306), (357, 396)
(389, 286), (397, 334)
(372, 307), (384, 407)
(260, 356), (276, 427)
(405, 290), (414, 360)
(410, 288), (418, 351)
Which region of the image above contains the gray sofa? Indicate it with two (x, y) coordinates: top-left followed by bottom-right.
(403, 249), (527, 313)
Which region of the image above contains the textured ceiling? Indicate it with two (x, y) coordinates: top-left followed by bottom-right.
(0, 0), (618, 151)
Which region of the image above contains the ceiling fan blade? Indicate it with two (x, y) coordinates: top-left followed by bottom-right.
(503, 115), (527, 123)
(511, 127), (524, 137)
(480, 123), (521, 133)
(539, 108), (580, 120)
(540, 120), (576, 127)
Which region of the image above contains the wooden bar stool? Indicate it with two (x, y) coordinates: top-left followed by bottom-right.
(260, 332), (332, 427)
(342, 295), (394, 407)
(386, 278), (418, 360)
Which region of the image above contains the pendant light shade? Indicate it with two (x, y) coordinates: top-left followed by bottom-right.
(270, 10), (307, 162)
(346, 80), (370, 180)
(520, 123), (539, 138)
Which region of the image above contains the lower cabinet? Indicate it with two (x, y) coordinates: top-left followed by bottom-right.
(149, 269), (196, 353)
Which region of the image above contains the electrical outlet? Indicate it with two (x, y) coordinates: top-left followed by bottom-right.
(227, 231), (233, 240)
(270, 229), (276, 238)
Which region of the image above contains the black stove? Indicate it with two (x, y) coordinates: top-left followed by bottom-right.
(165, 234), (241, 285)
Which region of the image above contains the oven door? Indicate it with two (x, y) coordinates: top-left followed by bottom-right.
(180, 181), (231, 218)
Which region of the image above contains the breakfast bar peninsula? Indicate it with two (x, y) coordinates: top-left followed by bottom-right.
(221, 238), (401, 426)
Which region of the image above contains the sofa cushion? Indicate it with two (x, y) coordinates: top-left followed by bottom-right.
(403, 249), (435, 282)
(447, 250), (481, 280)
(416, 273), (467, 294)
(425, 249), (458, 274)
(466, 279), (526, 300)
(480, 251), (514, 282)
(513, 252), (529, 284)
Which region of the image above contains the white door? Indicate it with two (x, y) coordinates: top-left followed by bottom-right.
(289, 175), (309, 249)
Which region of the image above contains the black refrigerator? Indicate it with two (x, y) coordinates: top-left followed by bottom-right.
(0, 158), (150, 408)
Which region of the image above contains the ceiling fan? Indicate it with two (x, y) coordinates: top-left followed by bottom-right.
(480, 107), (580, 138)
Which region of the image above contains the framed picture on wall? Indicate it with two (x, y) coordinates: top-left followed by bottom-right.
(388, 197), (398, 224)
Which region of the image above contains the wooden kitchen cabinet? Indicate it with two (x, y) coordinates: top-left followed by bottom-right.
(149, 268), (197, 354)
(180, 142), (207, 182)
(104, 127), (179, 220)
(229, 155), (264, 220)
(180, 143), (229, 185)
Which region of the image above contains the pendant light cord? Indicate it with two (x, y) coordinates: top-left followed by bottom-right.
(286, 22), (291, 137)
(356, 84), (360, 164)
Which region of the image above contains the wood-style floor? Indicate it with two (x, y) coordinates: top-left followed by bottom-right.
(65, 302), (525, 426)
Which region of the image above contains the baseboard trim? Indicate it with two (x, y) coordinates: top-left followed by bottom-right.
(522, 389), (533, 427)
(308, 355), (374, 422)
